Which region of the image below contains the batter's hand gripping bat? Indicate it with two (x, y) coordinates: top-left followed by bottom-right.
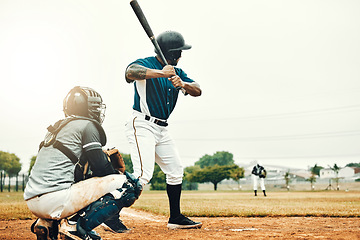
(130, 0), (183, 91)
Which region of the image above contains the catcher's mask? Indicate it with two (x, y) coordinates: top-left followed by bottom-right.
(155, 31), (191, 65)
(63, 86), (106, 124)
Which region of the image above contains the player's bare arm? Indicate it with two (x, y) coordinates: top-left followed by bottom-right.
(183, 81), (202, 97)
(168, 76), (202, 97)
(125, 64), (175, 83)
(163, 65), (201, 96)
(125, 64), (147, 83)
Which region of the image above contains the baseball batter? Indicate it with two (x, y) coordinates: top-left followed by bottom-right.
(124, 31), (202, 229)
(24, 86), (142, 240)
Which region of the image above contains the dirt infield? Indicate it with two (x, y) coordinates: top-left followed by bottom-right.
(0, 208), (359, 240)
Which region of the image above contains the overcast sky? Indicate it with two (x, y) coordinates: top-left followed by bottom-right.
(1, 0), (360, 173)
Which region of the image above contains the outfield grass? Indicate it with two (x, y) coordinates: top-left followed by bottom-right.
(1, 190), (359, 220)
(132, 190), (360, 217)
(0, 192), (32, 220)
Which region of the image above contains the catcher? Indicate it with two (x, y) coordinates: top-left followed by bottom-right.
(251, 161), (267, 197)
(24, 86), (142, 240)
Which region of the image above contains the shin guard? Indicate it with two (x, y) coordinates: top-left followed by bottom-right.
(78, 195), (123, 234)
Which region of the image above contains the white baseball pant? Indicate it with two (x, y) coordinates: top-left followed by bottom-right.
(252, 174), (265, 191)
(125, 111), (184, 186)
(26, 174), (126, 220)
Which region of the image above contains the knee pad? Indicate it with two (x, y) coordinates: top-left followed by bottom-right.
(124, 171), (143, 199)
(120, 185), (141, 207)
(116, 172), (143, 208)
(78, 195), (121, 232)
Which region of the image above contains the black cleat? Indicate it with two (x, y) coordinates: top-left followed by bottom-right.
(167, 214), (202, 230)
(101, 215), (130, 233)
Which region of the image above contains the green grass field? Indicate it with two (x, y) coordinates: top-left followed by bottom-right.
(1, 190), (359, 220)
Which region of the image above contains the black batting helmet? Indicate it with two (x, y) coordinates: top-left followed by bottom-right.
(155, 31), (191, 62)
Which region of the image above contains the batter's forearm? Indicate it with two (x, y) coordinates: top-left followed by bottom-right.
(183, 82), (202, 97)
(125, 64), (168, 82)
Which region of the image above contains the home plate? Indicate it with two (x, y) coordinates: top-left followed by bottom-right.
(229, 228), (259, 231)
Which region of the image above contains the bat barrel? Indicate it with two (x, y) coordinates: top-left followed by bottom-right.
(130, 0), (154, 38)
(130, 0), (181, 91)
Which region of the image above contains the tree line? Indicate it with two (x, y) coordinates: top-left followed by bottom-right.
(28, 150), (244, 191)
(0, 151), (22, 176)
(3, 149), (360, 192)
(149, 151), (244, 191)
(0, 151), (23, 192)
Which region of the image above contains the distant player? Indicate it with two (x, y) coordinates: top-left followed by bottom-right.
(124, 31), (202, 229)
(252, 161), (267, 196)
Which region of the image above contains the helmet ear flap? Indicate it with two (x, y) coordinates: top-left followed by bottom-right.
(63, 87), (88, 118)
(168, 50), (182, 62)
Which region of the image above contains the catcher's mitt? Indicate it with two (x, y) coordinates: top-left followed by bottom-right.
(103, 148), (125, 173)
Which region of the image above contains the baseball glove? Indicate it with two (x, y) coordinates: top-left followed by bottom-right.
(103, 148), (126, 173)
(259, 169), (267, 178)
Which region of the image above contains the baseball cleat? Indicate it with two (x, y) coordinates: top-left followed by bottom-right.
(167, 214), (203, 230)
(59, 219), (101, 240)
(101, 216), (130, 233)
(31, 218), (59, 240)
(59, 219), (82, 240)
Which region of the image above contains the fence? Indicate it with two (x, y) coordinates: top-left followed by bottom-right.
(0, 171), (28, 192)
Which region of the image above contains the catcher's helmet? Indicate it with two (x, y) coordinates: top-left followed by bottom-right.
(155, 31), (191, 62)
(63, 86), (106, 124)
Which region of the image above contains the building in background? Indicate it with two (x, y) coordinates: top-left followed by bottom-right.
(319, 167), (357, 179)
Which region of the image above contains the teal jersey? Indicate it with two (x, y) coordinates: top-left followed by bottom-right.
(129, 56), (194, 120)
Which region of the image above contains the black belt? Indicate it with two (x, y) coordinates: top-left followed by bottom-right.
(27, 193), (44, 201)
(145, 115), (168, 127)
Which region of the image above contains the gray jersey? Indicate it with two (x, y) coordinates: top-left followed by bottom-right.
(24, 118), (105, 200)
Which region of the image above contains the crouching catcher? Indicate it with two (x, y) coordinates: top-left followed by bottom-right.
(24, 86), (142, 240)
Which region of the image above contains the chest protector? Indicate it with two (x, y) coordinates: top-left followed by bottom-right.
(38, 116), (106, 182)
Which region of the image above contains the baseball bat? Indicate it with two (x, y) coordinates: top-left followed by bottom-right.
(130, 0), (182, 91)
(130, 0), (168, 65)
